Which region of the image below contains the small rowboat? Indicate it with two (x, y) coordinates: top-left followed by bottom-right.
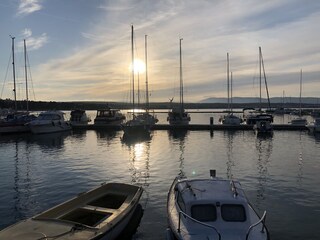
(0, 182), (143, 240)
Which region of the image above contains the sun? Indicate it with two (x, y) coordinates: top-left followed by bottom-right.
(129, 59), (146, 74)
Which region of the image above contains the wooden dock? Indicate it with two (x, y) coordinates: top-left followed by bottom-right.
(72, 124), (308, 131)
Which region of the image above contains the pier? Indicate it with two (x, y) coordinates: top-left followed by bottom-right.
(72, 124), (308, 131)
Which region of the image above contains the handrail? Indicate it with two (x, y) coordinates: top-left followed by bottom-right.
(178, 211), (221, 240)
(245, 211), (267, 240)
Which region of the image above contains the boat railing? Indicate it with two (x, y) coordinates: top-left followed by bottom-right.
(245, 210), (267, 240)
(178, 211), (221, 240)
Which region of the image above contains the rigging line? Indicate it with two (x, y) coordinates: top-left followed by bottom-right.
(26, 51), (36, 100)
(1, 54), (12, 98)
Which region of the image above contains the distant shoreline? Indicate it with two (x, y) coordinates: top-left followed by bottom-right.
(1, 99), (319, 111)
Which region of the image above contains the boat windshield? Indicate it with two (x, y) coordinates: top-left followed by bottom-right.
(221, 204), (246, 222)
(191, 204), (217, 222)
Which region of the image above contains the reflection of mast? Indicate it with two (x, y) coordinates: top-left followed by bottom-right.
(255, 136), (273, 208)
(126, 141), (151, 208)
(225, 131), (235, 179)
(13, 138), (32, 222)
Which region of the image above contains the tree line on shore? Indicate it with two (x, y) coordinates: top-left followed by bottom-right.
(0, 98), (319, 111)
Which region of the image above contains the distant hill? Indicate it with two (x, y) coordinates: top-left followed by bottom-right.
(200, 97), (320, 104)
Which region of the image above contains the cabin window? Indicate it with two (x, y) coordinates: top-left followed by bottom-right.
(221, 204), (246, 222)
(191, 204), (217, 222)
(177, 192), (186, 212)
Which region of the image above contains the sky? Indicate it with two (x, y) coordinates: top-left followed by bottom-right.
(0, 0), (319, 103)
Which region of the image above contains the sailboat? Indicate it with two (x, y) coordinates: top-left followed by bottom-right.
(219, 53), (242, 125)
(244, 47), (273, 134)
(167, 38), (190, 125)
(135, 35), (158, 125)
(122, 25), (151, 139)
(290, 69), (307, 126)
(0, 37), (36, 134)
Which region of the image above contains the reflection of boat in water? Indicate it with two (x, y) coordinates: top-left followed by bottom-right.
(0, 183), (143, 240)
(121, 127), (152, 145)
(29, 131), (70, 148)
(306, 118), (320, 133)
(27, 111), (71, 134)
(166, 170), (270, 240)
(70, 110), (91, 126)
(94, 108), (125, 125)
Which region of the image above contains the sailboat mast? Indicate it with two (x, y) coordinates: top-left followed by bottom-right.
(299, 69), (302, 116)
(259, 46), (262, 110)
(227, 52), (230, 112)
(131, 25), (135, 113)
(145, 35), (149, 113)
(24, 39), (29, 112)
(231, 71), (233, 113)
(11, 36), (17, 111)
(179, 38), (184, 112)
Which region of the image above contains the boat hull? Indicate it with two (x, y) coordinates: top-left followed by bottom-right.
(0, 183), (143, 240)
(167, 177), (269, 240)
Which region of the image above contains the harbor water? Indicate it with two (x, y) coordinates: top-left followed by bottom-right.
(0, 111), (320, 239)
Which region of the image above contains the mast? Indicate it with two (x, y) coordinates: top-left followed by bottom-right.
(259, 47), (262, 110)
(259, 46), (271, 111)
(145, 35), (149, 113)
(179, 38), (184, 113)
(231, 71), (233, 113)
(24, 39), (29, 112)
(227, 52), (230, 112)
(131, 25), (135, 115)
(299, 69), (302, 116)
(11, 36), (17, 111)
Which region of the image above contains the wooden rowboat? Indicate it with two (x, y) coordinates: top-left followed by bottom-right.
(0, 182), (143, 240)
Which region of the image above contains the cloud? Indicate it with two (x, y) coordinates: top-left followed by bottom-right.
(17, 0), (42, 16)
(18, 28), (48, 50)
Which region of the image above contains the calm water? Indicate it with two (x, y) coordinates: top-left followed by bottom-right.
(0, 111), (320, 240)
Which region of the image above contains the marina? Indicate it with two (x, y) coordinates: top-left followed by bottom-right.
(0, 111), (320, 240)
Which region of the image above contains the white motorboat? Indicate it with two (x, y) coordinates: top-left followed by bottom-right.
(70, 109), (91, 126)
(0, 182), (143, 240)
(28, 110), (71, 134)
(94, 108), (125, 125)
(167, 170), (269, 240)
(306, 118), (320, 133)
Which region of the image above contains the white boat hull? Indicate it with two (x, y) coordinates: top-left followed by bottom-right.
(167, 177), (269, 240)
